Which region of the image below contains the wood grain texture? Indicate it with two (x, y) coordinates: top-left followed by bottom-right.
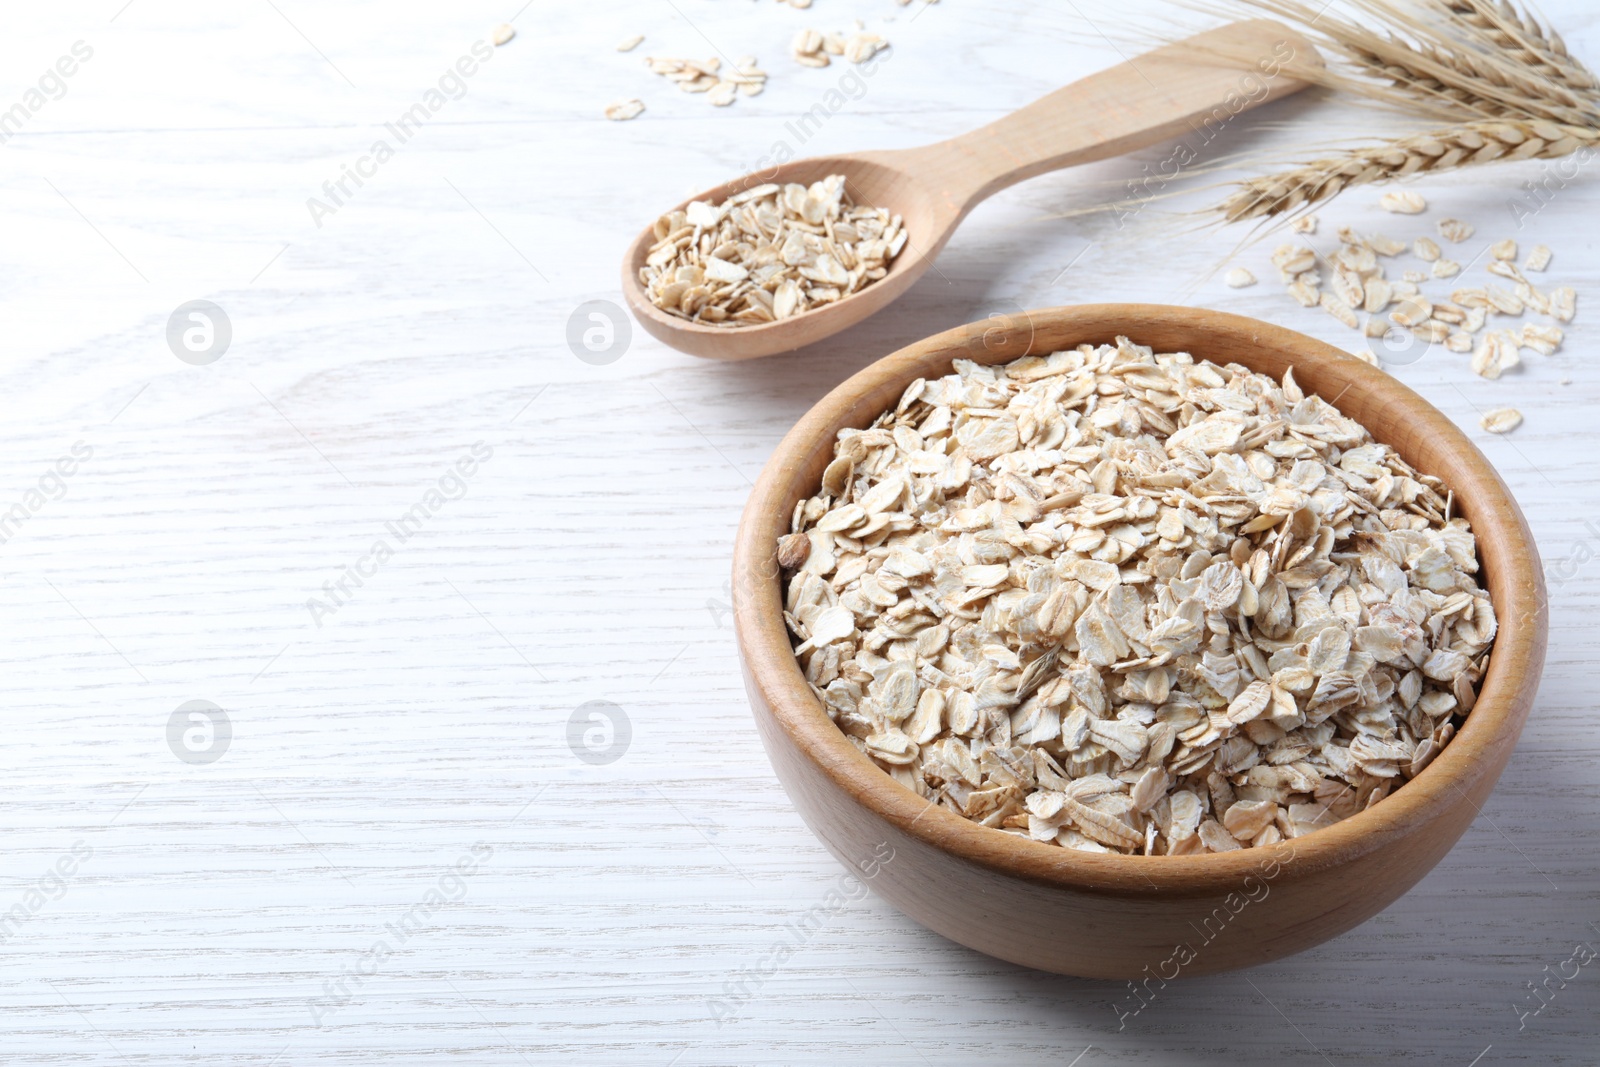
(0, 0), (1596, 1063)
(733, 304), (1547, 978)
(621, 20), (1314, 360)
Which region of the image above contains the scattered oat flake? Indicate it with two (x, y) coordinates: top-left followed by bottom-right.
(1491, 239), (1517, 261)
(1524, 245), (1551, 272)
(1362, 277), (1392, 314)
(1471, 330), (1521, 379)
(646, 55), (767, 105)
(604, 98), (645, 121)
(1271, 244), (1316, 276)
(1331, 269), (1363, 308)
(1321, 292), (1359, 328)
(1486, 286), (1524, 316)
(1225, 267), (1256, 288)
(617, 34), (644, 52)
(1432, 259), (1460, 279)
(795, 26), (888, 66)
(1380, 190), (1427, 214)
(1551, 286), (1576, 322)
(1480, 408), (1522, 434)
(1413, 320), (1450, 343)
(1287, 278), (1319, 307)
(1290, 213), (1318, 234)
(793, 29), (829, 66)
(1519, 323), (1563, 355)
(780, 339), (1494, 855)
(844, 32), (888, 64)
(492, 23), (515, 46)
(1389, 296), (1432, 327)
(1370, 234), (1407, 256)
(1437, 218), (1474, 243)
(1519, 282), (1549, 316)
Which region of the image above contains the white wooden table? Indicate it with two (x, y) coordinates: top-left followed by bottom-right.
(2, 1), (1596, 1062)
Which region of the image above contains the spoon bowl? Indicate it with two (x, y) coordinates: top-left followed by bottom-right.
(622, 151), (953, 358)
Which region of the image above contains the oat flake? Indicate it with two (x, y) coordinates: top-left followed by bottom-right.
(1479, 408), (1522, 434)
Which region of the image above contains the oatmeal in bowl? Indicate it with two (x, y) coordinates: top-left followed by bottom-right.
(777, 338), (1496, 856)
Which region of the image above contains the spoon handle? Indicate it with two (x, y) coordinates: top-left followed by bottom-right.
(902, 19), (1319, 211)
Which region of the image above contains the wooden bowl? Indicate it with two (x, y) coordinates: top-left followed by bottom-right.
(731, 303), (1547, 979)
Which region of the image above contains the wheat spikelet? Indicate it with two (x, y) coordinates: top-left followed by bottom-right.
(1410, 36), (1598, 123)
(1221, 119), (1597, 221)
(1343, 39), (1492, 116)
(1443, 0), (1597, 93)
(1345, 32), (1598, 125)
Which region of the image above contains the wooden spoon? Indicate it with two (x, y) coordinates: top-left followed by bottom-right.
(621, 19), (1319, 361)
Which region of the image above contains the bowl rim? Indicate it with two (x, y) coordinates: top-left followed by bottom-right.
(732, 302), (1547, 895)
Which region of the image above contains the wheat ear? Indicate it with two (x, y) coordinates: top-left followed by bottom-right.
(1220, 119), (1596, 221)
(1443, 0), (1597, 93)
(1198, 0), (1600, 123)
